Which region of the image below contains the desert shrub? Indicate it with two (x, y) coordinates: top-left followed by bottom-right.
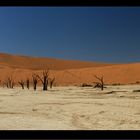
(81, 83), (92, 87)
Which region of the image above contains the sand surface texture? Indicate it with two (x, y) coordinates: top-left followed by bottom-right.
(0, 85), (140, 130)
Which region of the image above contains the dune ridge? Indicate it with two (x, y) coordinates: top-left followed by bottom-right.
(0, 52), (140, 85)
(0, 52), (113, 70)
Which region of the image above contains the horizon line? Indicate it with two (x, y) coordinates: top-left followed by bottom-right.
(0, 51), (139, 64)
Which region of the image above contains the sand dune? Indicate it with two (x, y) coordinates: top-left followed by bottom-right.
(0, 52), (112, 70)
(1, 53), (140, 130)
(0, 62), (140, 85)
(0, 52), (140, 85)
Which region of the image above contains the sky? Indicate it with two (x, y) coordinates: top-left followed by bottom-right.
(0, 7), (140, 63)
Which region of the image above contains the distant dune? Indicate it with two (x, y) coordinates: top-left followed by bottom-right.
(0, 52), (140, 85)
(0, 52), (112, 70)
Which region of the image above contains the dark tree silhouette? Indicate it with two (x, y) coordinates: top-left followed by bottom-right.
(49, 77), (55, 89)
(4, 75), (14, 88)
(94, 75), (104, 90)
(18, 80), (24, 89)
(32, 74), (38, 91)
(3, 81), (8, 88)
(37, 69), (49, 91)
(26, 78), (30, 89)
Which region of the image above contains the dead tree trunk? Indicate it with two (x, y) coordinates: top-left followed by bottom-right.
(5, 75), (14, 88)
(32, 74), (38, 91)
(49, 77), (55, 89)
(3, 82), (8, 88)
(18, 80), (24, 89)
(26, 78), (30, 89)
(94, 75), (104, 90)
(37, 69), (49, 91)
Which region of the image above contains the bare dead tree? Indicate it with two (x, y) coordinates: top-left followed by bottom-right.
(18, 80), (24, 89)
(26, 78), (30, 89)
(3, 81), (8, 88)
(8, 76), (14, 88)
(94, 75), (104, 90)
(11, 80), (14, 89)
(4, 75), (14, 88)
(32, 74), (38, 91)
(2, 82), (5, 88)
(36, 69), (49, 91)
(49, 77), (55, 89)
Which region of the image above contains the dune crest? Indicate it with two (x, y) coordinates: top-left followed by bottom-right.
(0, 52), (112, 70)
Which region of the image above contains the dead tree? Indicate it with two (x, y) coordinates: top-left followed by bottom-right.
(49, 77), (55, 89)
(32, 74), (38, 91)
(4, 75), (14, 88)
(8, 76), (14, 88)
(26, 78), (30, 89)
(18, 80), (24, 89)
(2, 82), (5, 88)
(94, 75), (104, 90)
(37, 69), (49, 91)
(3, 81), (8, 88)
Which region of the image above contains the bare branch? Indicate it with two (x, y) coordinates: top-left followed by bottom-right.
(37, 69), (50, 91)
(36, 74), (43, 84)
(18, 80), (24, 89)
(4, 75), (14, 88)
(94, 75), (104, 90)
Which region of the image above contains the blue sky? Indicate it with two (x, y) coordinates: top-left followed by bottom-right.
(0, 7), (140, 63)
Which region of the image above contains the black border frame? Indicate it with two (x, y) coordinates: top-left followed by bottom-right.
(0, 130), (140, 139)
(0, 0), (139, 6)
(0, 0), (140, 139)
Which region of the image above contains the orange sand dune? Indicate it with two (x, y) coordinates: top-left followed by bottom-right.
(0, 52), (112, 70)
(0, 52), (139, 85)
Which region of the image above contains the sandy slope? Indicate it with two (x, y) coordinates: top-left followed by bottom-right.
(0, 85), (140, 130)
(0, 52), (140, 85)
(0, 62), (140, 85)
(0, 52), (112, 70)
